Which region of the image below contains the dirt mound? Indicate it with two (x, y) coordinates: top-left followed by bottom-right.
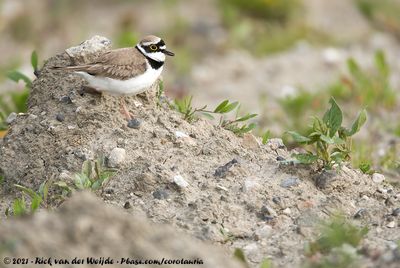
(0, 192), (244, 268)
(0, 37), (399, 267)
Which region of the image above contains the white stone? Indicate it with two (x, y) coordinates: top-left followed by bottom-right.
(282, 208), (291, 215)
(108, 148), (126, 168)
(66, 35), (111, 58)
(372, 173), (385, 183)
(175, 131), (189, 138)
(255, 225), (273, 239)
(173, 175), (189, 188)
(386, 221), (396, 228)
(322, 47), (343, 65)
(242, 177), (260, 192)
(6, 112), (17, 124)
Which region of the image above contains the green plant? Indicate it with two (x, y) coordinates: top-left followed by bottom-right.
(5, 180), (50, 217)
(68, 158), (115, 191)
(303, 214), (368, 268)
(287, 97), (367, 169)
(262, 130), (272, 145)
(174, 97), (257, 136)
(0, 51), (38, 130)
(331, 50), (396, 109)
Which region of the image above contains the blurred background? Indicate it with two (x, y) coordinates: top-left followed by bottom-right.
(0, 0), (399, 180)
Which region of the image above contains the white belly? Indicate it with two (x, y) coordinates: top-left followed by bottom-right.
(76, 65), (163, 96)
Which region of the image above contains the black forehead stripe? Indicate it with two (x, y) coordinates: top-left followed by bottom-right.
(157, 40), (165, 46)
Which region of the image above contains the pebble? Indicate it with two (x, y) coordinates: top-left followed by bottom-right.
(173, 175), (189, 188)
(392, 208), (400, 217)
(60, 96), (72, 104)
(280, 177), (300, 188)
(372, 173), (385, 183)
(354, 208), (368, 219)
(242, 177), (260, 192)
(214, 159), (238, 178)
(386, 221), (396, 228)
(56, 113), (65, 122)
(175, 131), (190, 138)
(257, 205), (277, 220)
(123, 201), (131, 209)
(67, 125), (76, 130)
(268, 138), (285, 150)
(254, 225), (272, 240)
(242, 133), (260, 149)
(6, 112), (17, 124)
(108, 148), (126, 168)
(276, 156), (285, 161)
(127, 118), (142, 129)
(314, 170), (337, 189)
(282, 208), (291, 215)
(153, 189), (169, 200)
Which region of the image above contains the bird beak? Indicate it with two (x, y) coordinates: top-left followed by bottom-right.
(163, 50), (175, 56)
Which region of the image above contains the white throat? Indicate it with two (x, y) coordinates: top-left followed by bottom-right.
(137, 45), (166, 63)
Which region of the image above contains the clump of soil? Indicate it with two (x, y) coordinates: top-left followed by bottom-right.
(0, 37), (399, 267)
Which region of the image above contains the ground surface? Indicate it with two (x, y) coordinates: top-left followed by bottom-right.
(0, 39), (399, 268)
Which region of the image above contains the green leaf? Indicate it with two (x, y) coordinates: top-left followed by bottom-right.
(200, 112), (215, 120)
(260, 259), (272, 268)
(262, 130), (271, 145)
(233, 248), (249, 268)
(219, 101), (239, 113)
(347, 58), (360, 77)
(286, 131), (311, 143)
(39, 180), (49, 203)
(30, 195), (42, 212)
(31, 51), (38, 71)
(7, 71), (32, 87)
(346, 109), (367, 136)
(320, 135), (344, 145)
(323, 97), (343, 137)
(213, 100), (229, 113)
(82, 160), (92, 178)
(14, 184), (40, 200)
(13, 197), (27, 216)
(235, 113), (257, 122)
(374, 50), (389, 77)
(292, 153), (318, 164)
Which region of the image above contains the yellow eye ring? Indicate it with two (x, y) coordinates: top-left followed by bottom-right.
(150, 45), (157, 51)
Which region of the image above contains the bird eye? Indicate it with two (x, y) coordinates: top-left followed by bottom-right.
(150, 45), (157, 51)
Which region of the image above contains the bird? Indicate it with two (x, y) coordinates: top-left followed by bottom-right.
(53, 35), (174, 120)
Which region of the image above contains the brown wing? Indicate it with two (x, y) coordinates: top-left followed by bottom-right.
(57, 48), (147, 80)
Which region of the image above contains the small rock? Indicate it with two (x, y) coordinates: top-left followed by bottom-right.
(272, 197), (281, 205)
(108, 148), (126, 168)
(268, 138), (285, 150)
(372, 173), (385, 183)
(354, 208), (368, 219)
(60, 96), (72, 104)
(173, 175), (189, 188)
(276, 156), (285, 161)
(214, 159), (238, 178)
(280, 177), (300, 188)
(127, 118), (142, 129)
(314, 170), (337, 189)
(65, 35), (111, 62)
(123, 201), (131, 209)
(56, 113), (65, 122)
(242, 177), (260, 192)
(242, 133), (260, 149)
(153, 189), (169, 200)
(175, 131), (189, 138)
(254, 225), (273, 240)
(6, 112), (17, 124)
(282, 208), (291, 215)
(257, 205), (277, 220)
(59, 171), (72, 180)
(392, 208), (400, 217)
(28, 114), (38, 120)
(386, 221), (396, 228)
(67, 125), (76, 130)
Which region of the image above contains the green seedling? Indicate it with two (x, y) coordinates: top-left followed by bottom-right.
(262, 130), (272, 145)
(1, 51), (38, 130)
(73, 158), (115, 191)
(174, 97), (257, 136)
(287, 97), (367, 169)
(331, 50), (396, 109)
(5, 180), (50, 217)
(303, 214), (368, 268)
